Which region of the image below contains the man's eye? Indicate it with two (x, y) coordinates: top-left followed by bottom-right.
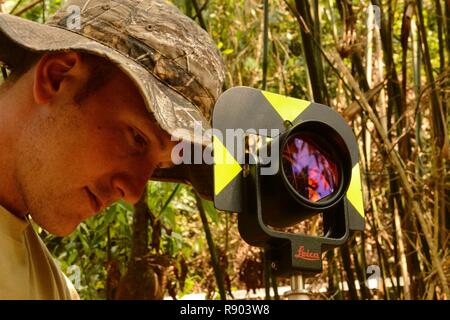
(131, 128), (147, 149)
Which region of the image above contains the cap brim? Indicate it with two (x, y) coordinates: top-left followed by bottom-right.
(0, 13), (214, 198)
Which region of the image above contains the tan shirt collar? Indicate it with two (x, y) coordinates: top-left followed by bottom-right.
(0, 204), (29, 241)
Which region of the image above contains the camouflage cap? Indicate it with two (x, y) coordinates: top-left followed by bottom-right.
(0, 0), (225, 198)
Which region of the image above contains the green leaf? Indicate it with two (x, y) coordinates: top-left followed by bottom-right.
(201, 200), (219, 224)
(116, 199), (134, 212)
(244, 57), (258, 70)
(67, 250), (78, 265)
(222, 48), (234, 55)
(173, 202), (196, 213)
(103, 207), (116, 225)
(161, 208), (176, 228)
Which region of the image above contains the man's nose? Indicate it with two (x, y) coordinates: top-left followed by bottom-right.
(111, 166), (154, 204)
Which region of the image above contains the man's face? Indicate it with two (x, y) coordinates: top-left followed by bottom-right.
(15, 56), (175, 236)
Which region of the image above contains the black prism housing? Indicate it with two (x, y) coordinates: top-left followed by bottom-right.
(212, 87), (365, 276)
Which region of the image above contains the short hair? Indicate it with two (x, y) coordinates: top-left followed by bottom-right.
(1, 50), (42, 84)
(2, 51), (118, 102)
(73, 53), (119, 104)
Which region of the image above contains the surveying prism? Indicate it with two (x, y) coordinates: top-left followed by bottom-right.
(212, 87), (365, 296)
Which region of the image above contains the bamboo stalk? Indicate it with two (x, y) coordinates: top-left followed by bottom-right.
(400, 2), (413, 160)
(375, 6), (415, 295)
(194, 191), (227, 300)
(9, 0), (24, 14)
(262, 250), (271, 299)
(394, 204), (412, 299)
(416, 0), (448, 152)
(191, 0), (207, 31)
(412, 18), (423, 174)
(445, 1), (450, 64)
(294, 0), (328, 104)
(332, 249), (344, 299)
(273, 37), (291, 94)
(434, 0), (446, 74)
(433, 0), (449, 254)
(326, 0), (339, 45)
(185, 0), (193, 17)
(370, 212), (394, 299)
(262, 0), (269, 90)
(326, 250), (338, 298)
(325, 50), (449, 297)
(356, 121), (374, 299)
(42, 0), (46, 23)
(158, 184), (180, 218)
(131, 187), (149, 259)
(354, 236), (370, 300)
(364, 1), (374, 179)
(14, 0), (43, 16)
(294, 1), (428, 298)
(370, 0), (403, 124)
(388, 179), (404, 298)
(366, 6), (374, 88)
(375, 18), (387, 132)
(341, 243), (359, 299)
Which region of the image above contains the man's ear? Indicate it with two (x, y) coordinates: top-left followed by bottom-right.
(33, 51), (87, 104)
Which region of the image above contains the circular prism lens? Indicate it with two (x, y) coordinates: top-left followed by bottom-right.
(282, 132), (340, 202)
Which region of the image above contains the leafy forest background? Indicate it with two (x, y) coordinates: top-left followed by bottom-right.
(0, 0), (448, 300)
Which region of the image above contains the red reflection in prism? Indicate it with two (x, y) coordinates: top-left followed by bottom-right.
(282, 133), (339, 202)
